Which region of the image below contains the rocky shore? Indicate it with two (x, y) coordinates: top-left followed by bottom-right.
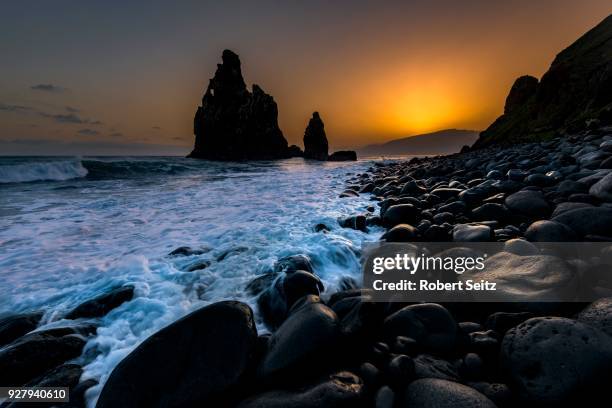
(2, 126), (612, 408)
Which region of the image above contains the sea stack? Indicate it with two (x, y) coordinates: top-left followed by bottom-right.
(189, 50), (289, 160)
(303, 112), (329, 160)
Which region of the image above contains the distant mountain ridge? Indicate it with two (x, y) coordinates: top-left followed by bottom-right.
(473, 14), (612, 148)
(358, 129), (479, 157)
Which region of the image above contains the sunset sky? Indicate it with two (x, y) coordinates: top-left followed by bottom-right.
(1, 0), (611, 155)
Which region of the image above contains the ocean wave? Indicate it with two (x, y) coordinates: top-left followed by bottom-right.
(82, 159), (197, 180)
(0, 160), (88, 184)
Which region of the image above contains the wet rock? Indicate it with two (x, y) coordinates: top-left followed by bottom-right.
(460, 252), (576, 301)
(460, 352), (484, 380)
(96, 301), (258, 408)
(258, 296), (340, 381)
(453, 224), (493, 242)
(65, 285), (134, 320)
(507, 169), (528, 181)
(314, 223), (331, 233)
(552, 207), (612, 237)
(431, 188), (462, 200)
(400, 180), (427, 196)
(468, 330), (500, 356)
(550, 201), (593, 217)
(382, 204), (419, 228)
(258, 270), (323, 330)
(0, 312), (42, 347)
(0, 331), (86, 386)
(375, 385), (395, 408)
(339, 189), (359, 198)
(503, 238), (539, 255)
(501, 317), (612, 404)
(524, 220), (577, 242)
(467, 382), (512, 407)
(236, 371), (363, 408)
(168, 246), (210, 257)
(283, 271), (324, 308)
(386, 354), (415, 387)
(424, 224), (450, 241)
(505, 190), (550, 218)
(274, 254), (314, 274)
(577, 297), (612, 336)
(303, 112), (328, 161)
(189, 50), (289, 160)
(339, 215), (367, 231)
(402, 378), (496, 407)
(328, 151), (357, 161)
(589, 172), (612, 201)
(185, 260), (211, 272)
(383, 303), (457, 354)
(392, 336), (419, 356)
(245, 272), (277, 297)
(472, 203), (510, 222)
(413, 354), (460, 381)
(382, 224), (420, 242)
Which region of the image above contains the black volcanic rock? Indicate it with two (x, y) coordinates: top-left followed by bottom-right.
(474, 14), (612, 147)
(65, 285), (134, 320)
(189, 50), (289, 160)
(504, 75), (538, 115)
(0, 312), (42, 347)
(303, 112), (328, 160)
(96, 301), (258, 408)
(328, 151), (357, 161)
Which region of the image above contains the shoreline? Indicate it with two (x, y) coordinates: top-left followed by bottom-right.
(2, 127), (612, 407)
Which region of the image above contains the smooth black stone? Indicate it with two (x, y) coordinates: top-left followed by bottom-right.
(0, 332), (86, 386)
(236, 371), (363, 407)
(501, 317), (612, 404)
(382, 224), (420, 242)
(258, 296), (340, 381)
(96, 301), (258, 408)
(524, 220), (577, 242)
(0, 312), (42, 347)
(382, 204), (419, 228)
(66, 286), (134, 320)
(383, 304), (457, 355)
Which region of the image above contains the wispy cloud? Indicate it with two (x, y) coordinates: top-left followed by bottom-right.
(30, 84), (68, 93)
(152, 126), (161, 130)
(109, 132), (124, 137)
(65, 106), (79, 113)
(77, 128), (100, 136)
(37, 112), (102, 125)
(0, 103), (34, 112)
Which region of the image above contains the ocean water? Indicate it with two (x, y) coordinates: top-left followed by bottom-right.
(0, 156), (384, 406)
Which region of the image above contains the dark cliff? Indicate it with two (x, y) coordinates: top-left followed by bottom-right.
(473, 14), (612, 148)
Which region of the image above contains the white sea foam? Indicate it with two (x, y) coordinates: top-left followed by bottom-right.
(0, 157), (383, 406)
(0, 159), (88, 183)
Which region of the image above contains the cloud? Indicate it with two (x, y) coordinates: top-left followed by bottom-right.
(0, 103), (34, 112)
(65, 106), (80, 113)
(152, 126), (161, 130)
(38, 111), (102, 125)
(77, 128), (100, 136)
(30, 84), (68, 93)
(109, 132), (124, 137)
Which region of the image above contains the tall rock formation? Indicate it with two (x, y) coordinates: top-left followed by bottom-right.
(473, 14), (612, 148)
(189, 50), (289, 160)
(303, 112), (329, 160)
